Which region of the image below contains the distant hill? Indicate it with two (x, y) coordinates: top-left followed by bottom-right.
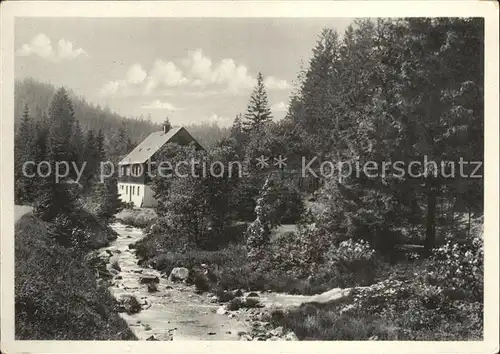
(185, 121), (230, 150)
(15, 78), (230, 152)
(15, 78), (160, 148)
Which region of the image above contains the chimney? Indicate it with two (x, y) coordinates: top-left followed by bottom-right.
(163, 125), (168, 134)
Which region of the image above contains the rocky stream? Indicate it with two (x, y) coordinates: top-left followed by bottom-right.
(93, 222), (352, 341)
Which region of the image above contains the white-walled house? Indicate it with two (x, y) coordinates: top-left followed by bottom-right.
(117, 126), (203, 208)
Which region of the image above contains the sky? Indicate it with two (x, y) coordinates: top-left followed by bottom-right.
(15, 18), (353, 127)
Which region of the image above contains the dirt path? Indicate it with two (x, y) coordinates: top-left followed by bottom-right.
(14, 205), (33, 223)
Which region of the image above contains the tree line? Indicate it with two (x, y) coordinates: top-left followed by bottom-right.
(164, 17), (484, 254)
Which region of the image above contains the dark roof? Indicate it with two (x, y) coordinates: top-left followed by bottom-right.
(118, 127), (199, 165)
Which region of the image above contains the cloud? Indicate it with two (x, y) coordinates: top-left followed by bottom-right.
(100, 48), (290, 97)
(206, 113), (234, 127)
(100, 80), (126, 96)
(184, 49), (288, 93)
(127, 64), (147, 84)
(101, 60), (188, 97)
(16, 33), (87, 62)
(144, 60), (189, 94)
(265, 76), (291, 90)
(141, 99), (184, 111)
(271, 101), (288, 112)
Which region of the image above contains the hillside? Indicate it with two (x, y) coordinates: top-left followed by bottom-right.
(15, 78), (229, 151)
(15, 213), (136, 340)
(15, 78), (160, 147)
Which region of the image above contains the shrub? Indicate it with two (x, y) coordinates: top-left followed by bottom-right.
(322, 239), (379, 286)
(428, 230), (483, 302)
(15, 214), (136, 340)
(115, 208), (157, 228)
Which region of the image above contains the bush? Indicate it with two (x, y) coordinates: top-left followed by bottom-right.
(323, 239), (379, 286)
(271, 272), (483, 340)
(47, 208), (117, 251)
(15, 214), (136, 340)
(428, 229), (483, 302)
(115, 208), (157, 228)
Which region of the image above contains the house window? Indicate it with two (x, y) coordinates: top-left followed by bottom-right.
(132, 186), (135, 195)
(137, 186), (140, 195)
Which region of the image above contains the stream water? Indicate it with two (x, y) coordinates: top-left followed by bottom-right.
(101, 222), (351, 340)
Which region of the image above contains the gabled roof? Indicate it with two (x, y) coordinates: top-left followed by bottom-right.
(118, 126), (201, 165)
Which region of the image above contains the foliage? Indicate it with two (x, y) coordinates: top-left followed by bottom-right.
(242, 72), (273, 134)
(245, 176), (277, 260)
(151, 141), (240, 249)
(186, 120), (230, 149)
(15, 214), (135, 340)
(115, 208), (157, 228)
(15, 78), (158, 155)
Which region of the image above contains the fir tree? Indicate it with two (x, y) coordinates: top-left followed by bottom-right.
(84, 129), (98, 186)
(33, 88), (77, 222)
(242, 72), (272, 134)
(14, 105), (35, 203)
(70, 120), (85, 180)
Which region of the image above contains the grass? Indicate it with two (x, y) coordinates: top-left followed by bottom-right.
(15, 214), (136, 340)
(268, 261), (484, 341)
(115, 208), (157, 228)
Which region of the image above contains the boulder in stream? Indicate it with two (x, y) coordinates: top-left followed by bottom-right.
(168, 267), (189, 282)
(147, 283), (158, 292)
(115, 294), (141, 314)
(241, 296), (262, 308)
(139, 274), (160, 284)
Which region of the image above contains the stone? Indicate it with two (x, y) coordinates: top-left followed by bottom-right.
(209, 295), (218, 303)
(241, 296), (262, 308)
(225, 297), (242, 311)
(228, 313), (235, 319)
(216, 306), (227, 315)
(168, 267), (189, 282)
(139, 274), (160, 284)
(246, 292), (259, 297)
(218, 290), (236, 302)
(132, 269), (143, 274)
(147, 283), (158, 292)
(207, 332), (216, 335)
(284, 332), (298, 341)
(115, 294), (141, 314)
(128, 243), (136, 249)
(114, 275), (123, 280)
(270, 326), (284, 337)
(146, 335), (158, 341)
(231, 289), (244, 297)
(165, 285), (173, 289)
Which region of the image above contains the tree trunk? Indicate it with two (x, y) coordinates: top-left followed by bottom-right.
(424, 186), (437, 252)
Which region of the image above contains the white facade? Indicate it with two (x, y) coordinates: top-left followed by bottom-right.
(118, 182), (157, 208)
